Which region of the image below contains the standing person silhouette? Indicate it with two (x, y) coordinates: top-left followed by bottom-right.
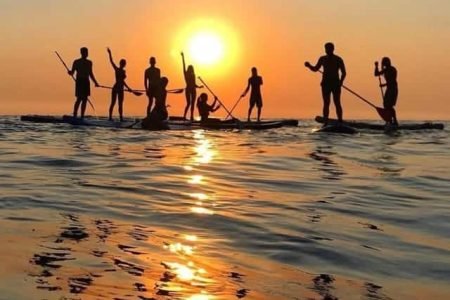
(181, 52), (203, 121)
(305, 42), (346, 125)
(375, 57), (399, 126)
(144, 57), (161, 116)
(242, 67), (263, 122)
(107, 48), (134, 122)
(68, 47), (99, 119)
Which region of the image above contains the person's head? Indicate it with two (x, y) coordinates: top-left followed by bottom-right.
(381, 57), (391, 68)
(324, 42), (334, 55)
(187, 65), (194, 74)
(119, 59), (126, 68)
(160, 77), (169, 88)
(251, 67), (258, 76)
(199, 92), (208, 102)
(150, 57), (156, 66)
(80, 47), (88, 58)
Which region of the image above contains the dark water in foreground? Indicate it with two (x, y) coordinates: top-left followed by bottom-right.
(0, 116), (449, 299)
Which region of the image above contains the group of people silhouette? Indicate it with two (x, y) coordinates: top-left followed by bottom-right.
(305, 42), (398, 126)
(68, 48), (265, 126)
(68, 42), (398, 127)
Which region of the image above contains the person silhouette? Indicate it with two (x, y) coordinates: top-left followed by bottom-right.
(142, 77), (170, 130)
(181, 52), (203, 121)
(144, 57), (161, 116)
(375, 57), (398, 126)
(242, 67), (263, 122)
(68, 47), (99, 119)
(107, 48), (134, 122)
(305, 42), (346, 125)
(197, 93), (221, 122)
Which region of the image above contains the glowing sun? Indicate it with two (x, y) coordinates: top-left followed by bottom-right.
(188, 32), (224, 66)
(173, 19), (240, 74)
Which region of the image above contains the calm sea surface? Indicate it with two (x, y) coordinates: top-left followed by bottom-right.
(0, 116), (449, 300)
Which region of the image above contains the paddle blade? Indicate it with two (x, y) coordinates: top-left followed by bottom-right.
(168, 88), (184, 94)
(132, 91), (143, 96)
(376, 107), (393, 122)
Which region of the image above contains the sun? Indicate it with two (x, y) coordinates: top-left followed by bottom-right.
(173, 19), (240, 75)
(188, 31), (224, 66)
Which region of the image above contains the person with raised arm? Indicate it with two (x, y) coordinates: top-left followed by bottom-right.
(374, 57), (399, 126)
(181, 52), (203, 121)
(107, 48), (134, 122)
(305, 42), (346, 125)
(242, 67), (263, 122)
(68, 47), (99, 119)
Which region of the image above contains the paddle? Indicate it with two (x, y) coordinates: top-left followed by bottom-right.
(314, 70), (392, 122)
(197, 77), (239, 121)
(98, 85), (143, 96)
(135, 88), (184, 94)
(167, 88), (185, 94)
(55, 51), (97, 115)
(225, 92), (246, 120)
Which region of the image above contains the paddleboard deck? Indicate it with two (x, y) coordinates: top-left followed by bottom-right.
(315, 116), (444, 131)
(314, 124), (357, 134)
(20, 115), (299, 131)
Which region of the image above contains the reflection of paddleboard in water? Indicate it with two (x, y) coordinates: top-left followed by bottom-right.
(314, 124), (357, 134)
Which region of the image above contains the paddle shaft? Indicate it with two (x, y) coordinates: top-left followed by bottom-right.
(378, 75), (385, 99)
(55, 51), (96, 113)
(98, 85), (142, 96)
(198, 77), (236, 119)
(316, 70), (377, 109)
(226, 95), (244, 120)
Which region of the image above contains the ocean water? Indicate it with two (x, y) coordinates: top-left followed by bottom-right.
(0, 116), (449, 300)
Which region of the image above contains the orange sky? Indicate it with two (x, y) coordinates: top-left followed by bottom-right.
(1, 0), (449, 119)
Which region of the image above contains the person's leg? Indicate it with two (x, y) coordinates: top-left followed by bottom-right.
(80, 98), (87, 119)
(183, 89), (190, 120)
(190, 89), (197, 121)
(109, 91), (117, 121)
(73, 98), (81, 117)
(256, 99), (262, 122)
(248, 100), (255, 122)
(147, 91), (154, 117)
(118, 91), (124, 121)
(321, 87), (331, 125)
(332, 87), (343, 122)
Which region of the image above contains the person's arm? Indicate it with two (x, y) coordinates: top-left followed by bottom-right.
(181, 52), (186, 74)
(68, 60), (76, 76)
(107, 48), (118, 70)
(212, 101), (221, 112)
(242, 79), (251, 97)
(339, 58), (346, 86)
(124, 81), (132, 91)
(89, 61), (99, 87)
(144, 70), (149, 91)
(305, 57), (323, 72)
(374, 61), (383, 77)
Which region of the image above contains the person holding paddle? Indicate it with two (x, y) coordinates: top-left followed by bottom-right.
(242, 67), (263, 122)
(68, 47), (99, 119)
(375, 57), (398, 126)
(107, 48), (135, 122)
(181, 52), (203, 121)
(197, 93), (221, 122)
(305, 42), (346, 125)
(144, 57), (161, 116)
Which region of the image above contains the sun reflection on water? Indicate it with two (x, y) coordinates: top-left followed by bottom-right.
(188, 175), (204, 185)
(164, 242), (195, 256)
(187, 292), (213, 300)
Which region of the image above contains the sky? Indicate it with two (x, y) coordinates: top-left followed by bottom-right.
(1, 0), (449, 119)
